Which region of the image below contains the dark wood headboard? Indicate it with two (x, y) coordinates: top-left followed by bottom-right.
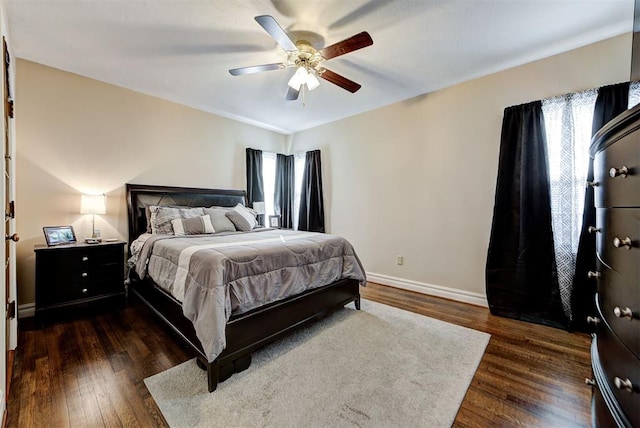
(126, 183), (247, 245)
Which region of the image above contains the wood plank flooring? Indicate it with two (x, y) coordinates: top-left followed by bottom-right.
(7, 283), (592, 427)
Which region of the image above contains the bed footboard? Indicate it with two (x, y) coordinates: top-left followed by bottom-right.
(132, 276), (360, 392)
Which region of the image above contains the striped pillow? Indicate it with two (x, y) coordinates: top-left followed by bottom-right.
(171, 215), (215, 236)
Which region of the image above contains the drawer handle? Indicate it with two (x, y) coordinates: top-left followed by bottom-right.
(587, 226), (600, 234)
(585, 378), (596, 386)
(609, 166), (629, 178)
(82, 288), (88, 294)
(586, 316), (600, 326)
(81, 272), (88, 278)
(612, 236), (633, 249)
(613, 377), (634, 393)
(586, 180), (599, 188)
(587, 271), (601, 279)
(82, 256), (89, 262)
(613, 306), (634, 320)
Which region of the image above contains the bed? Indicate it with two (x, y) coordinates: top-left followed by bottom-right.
(126, 183), (365, 392)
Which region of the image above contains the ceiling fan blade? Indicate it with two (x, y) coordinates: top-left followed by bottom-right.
(286, 87), (300, 101)
(255, 15), (297, 52)
(319, 32), (373, 60)
(319, 69), (362, 93)
(229, 63), (284, 76)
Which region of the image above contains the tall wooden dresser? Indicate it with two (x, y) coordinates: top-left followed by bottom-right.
(588, 103), (640, 427)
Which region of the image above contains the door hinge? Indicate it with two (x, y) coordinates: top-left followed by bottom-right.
(7, 300), (15, 319)
(6, 200), (14, 219)
(7, 99), (13, 119)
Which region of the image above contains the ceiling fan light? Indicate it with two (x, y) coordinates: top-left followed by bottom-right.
(306, 73), (320, 91)
(288, 67), (308, 90)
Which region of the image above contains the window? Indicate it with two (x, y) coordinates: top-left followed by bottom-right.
(542, 82), (640, 319)
(542, 89), (597, 318)
(292, 152), (306, 229)
(262, 151), (277, 217)
(260, 150), (307, 229)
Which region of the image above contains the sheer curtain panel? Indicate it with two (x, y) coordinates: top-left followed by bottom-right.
(541, 89), (597, 322)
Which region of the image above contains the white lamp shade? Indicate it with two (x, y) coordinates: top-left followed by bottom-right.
(288, 67), (308, 90)
(253, 201), (266, 215)
(80, 194), (106, 215)
(306, 73), (320, 91)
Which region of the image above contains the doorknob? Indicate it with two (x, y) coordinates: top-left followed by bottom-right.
(5, 233), (19, 242)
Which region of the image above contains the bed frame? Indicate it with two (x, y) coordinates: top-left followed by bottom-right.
(126, 183), (361, 392)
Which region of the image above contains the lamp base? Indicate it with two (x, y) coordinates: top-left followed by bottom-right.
(85, 237), (102, 244)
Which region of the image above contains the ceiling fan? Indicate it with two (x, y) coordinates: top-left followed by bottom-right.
(229, 15), (373, 101)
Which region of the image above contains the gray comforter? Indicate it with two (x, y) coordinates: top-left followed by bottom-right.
(133, 229), (366, 362)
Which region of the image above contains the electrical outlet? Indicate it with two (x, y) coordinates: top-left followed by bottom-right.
(396, 255), (403, 265)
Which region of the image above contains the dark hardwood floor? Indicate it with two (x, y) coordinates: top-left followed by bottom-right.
(7, 283), (592, 427)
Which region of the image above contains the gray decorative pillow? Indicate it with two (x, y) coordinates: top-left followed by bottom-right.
(149, 206), (204, 234)
(225, 204), (257, 232)
(203, 207), (237, 233)
(171, 215), (215, 235)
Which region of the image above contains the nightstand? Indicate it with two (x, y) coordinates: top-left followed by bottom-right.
(34, 240), (126, 324)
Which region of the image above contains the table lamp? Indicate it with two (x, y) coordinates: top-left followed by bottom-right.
(81, 194), (106, 242)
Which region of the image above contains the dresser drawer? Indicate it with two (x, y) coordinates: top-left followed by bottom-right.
(591, 337), (635, 428)
(596, 264), (640, 359)
(596, 208), (640, 282)
(593, 128), (640, 208)
(595, 308), (640, 428)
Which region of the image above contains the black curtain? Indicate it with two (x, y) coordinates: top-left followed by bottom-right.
(570, 82), (630, 331)
(274, 154), (294, 229)
(486, 101), (567, 329)
(298, 150), (325, 232)
(245, 148), (264, 210)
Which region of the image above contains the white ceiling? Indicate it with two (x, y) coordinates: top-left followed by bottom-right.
(5, 0), (634, 134)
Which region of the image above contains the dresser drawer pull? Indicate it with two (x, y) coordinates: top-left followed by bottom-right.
(586, 180), (599, 188)
(587, 271), (601, 279)
(613, 377), (634, 393)
(82, 256), (89, 262)
(586, 316), (600, 326)
(82, 288), (88, 294)
(585, 378), (596, 386)
(613, 306), (634, 320)
(609, 166), (629, 178)
(612, 236), (633, 249)
(587, 226), (600, 234)
(81, 272), (88, 278)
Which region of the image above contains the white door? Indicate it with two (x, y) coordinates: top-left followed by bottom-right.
(0, 7), (16, 420)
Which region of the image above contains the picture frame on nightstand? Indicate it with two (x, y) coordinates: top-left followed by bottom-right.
(43, 225), (77, 246)
(268, 215), (281, 229)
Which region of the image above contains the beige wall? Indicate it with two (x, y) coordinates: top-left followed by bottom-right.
(15, 34), (633, 308)
(290, 34), (632, 302)
(15, 60), (286, 305)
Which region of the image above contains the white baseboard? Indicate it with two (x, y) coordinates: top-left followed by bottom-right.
(366, 272), (488, 308)
(18, 303), (35, 319)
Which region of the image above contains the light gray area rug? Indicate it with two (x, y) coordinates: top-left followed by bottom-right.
(145, 300), (490, 427)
